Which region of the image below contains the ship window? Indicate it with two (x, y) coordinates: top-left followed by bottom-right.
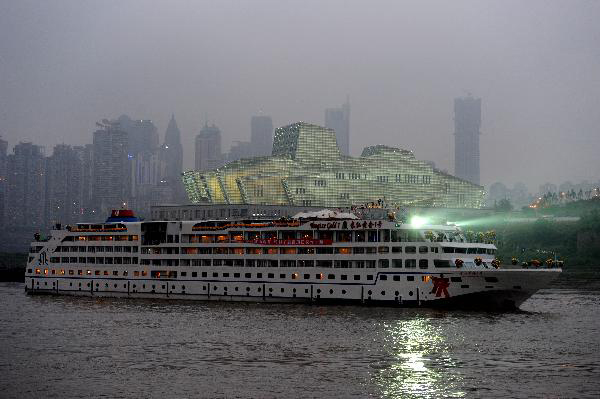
(451, 277), (462, 282)
(419, 259), (429, 269)
(485, 277), (499, 283)
(328, 274), (335, 280)
(245, 273), (251, 278)
(304, 274), (310, 279)
(378, 259), (389, 268)
(234, 273), (240, 278)
(268, 273), (274, 278)
(354, 275), (360, 280)
(280, 273), (285, 278)
(380, 230), (390, 242)
(434, 260), (451, 268)
(407, 276), (414, 281)
(393, 275), (400, 281)
(392, 246), (402, 253)
(257, 273), (263, 278)
(405, 259), (416, 268)
(378, 246), (389, 253)
(380, 275), (388, 281)
(405, 246), (416, 254)
(419, 246), (428, 253)
(223, 273), (229, 278)
(202, 272), (207, 277)
(113, 271), (118, 276)
(341, 275), (347, 280)
(443, 247), (455, 253)
(95, 270), (100, 275)
(181, 272), (187, 277)
(392, 259), (402, 268)
(192, 272), (197, 277)
(367, 230), (378, 242)
(212, 272), (218, 277)
(367, 275), (373, 280)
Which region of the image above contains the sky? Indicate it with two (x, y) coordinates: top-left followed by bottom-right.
(1, 0), (599, 191)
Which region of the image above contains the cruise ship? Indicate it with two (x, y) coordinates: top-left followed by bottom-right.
(25, 207), (561, 310)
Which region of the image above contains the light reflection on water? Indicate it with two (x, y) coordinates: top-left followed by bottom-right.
(372, 316), (465, 399)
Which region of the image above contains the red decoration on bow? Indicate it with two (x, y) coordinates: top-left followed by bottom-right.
(430, 276), (450, 298)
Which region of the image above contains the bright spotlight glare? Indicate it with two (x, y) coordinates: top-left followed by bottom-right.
(410, 216), (428, 228)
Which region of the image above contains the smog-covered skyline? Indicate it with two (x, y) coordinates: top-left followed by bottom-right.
(1, 0), (599, 189)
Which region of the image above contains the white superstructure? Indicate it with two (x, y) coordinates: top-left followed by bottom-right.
(25, 208), (561, 310)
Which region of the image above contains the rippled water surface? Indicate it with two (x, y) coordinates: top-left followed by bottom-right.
(1, 271), (599, 398)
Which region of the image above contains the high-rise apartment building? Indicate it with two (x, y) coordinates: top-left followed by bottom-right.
(195, 123), (223, 171)
(250, 116), (273, 156)
(6, 142), (46, 228)
(325, 98), (350, 156)
(92, 121), (130, 212)
(454, 96), (481, 185)
(45, 144), (83, 225)
(73, 144), (94, 218)
(116, 115), (159, 156)
(0, 136), (7, 225)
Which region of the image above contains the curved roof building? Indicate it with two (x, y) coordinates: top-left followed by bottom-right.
(183, 122), (484, 208)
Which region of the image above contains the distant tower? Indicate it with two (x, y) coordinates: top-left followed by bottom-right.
(115, 115), (159, 156)
(163, 114), (183, 180)
(195, 123), (223, 171)
(45, 144), (83, 225)
(0, 136), (8, 225)
(454, 96), (481, 185)
(6, 142), (46, 228)
(92, 121), (131, 212)
(250, 115), (273, 156)
(325, 98), (350, 156)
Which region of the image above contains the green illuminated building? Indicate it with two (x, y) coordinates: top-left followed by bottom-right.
(183, 122), (484, 208)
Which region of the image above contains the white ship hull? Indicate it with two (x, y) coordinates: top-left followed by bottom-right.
(25, 268), (560, 310)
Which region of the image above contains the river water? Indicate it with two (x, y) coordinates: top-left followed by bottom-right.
(1, 271), (599, 399)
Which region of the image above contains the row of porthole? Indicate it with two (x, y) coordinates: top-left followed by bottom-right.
(35, 281), (410, 297)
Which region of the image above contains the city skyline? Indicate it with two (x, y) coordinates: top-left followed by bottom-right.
(2, 1), (599, 189)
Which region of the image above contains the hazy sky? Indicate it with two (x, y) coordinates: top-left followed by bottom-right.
(1, 0), (599, 191)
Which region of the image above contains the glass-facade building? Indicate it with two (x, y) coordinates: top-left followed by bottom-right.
(183, 122), (484, 209)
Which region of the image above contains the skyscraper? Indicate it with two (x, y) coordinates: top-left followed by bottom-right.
(325, 98), (350, 156)
(45, 144), (83, 225)
(454, 96), (481, 185)
(6, 142), (46, 228)
(92, 121), (130, 212)
(73, 144), (94, 218)
(162, 114), (183, 181)
(250, 115), (273, 156)
(0, 136), (8, 225)
(116, 115), (159, 156)
(195, 123), (223, 171)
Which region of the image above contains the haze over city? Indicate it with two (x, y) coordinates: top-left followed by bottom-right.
(1, 0), (599, 190)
